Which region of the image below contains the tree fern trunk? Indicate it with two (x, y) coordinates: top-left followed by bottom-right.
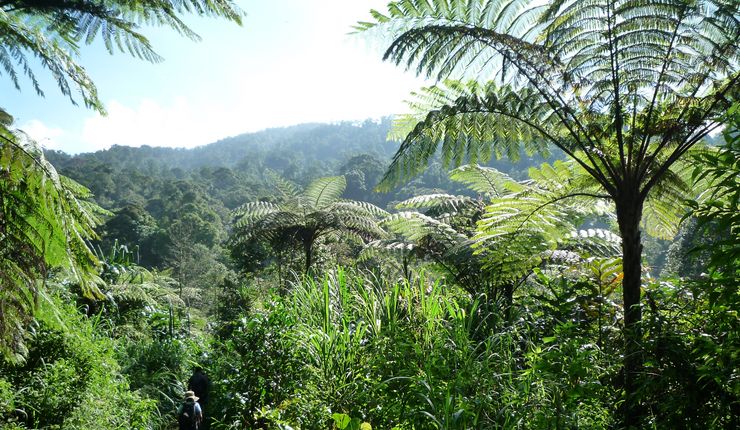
(616, 193), (645, 428)
(304, 239), (313, 275)
(503, 282), (514, 322)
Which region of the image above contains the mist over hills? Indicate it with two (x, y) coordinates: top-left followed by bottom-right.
(42, 117), (556, 228)
(46, 118), (397, 172)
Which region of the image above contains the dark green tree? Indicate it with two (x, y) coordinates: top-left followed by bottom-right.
(231, 174), (388, 275)
(359, 1), (739, 424)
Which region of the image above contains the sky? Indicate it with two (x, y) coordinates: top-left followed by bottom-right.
(2, 0), (427, 154)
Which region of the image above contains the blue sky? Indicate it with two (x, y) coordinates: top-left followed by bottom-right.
(2, 0), (426, 154)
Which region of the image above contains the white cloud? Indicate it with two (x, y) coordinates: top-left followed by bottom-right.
(76, 55), (425, 154)
(8, 0), (430, 155)
(66, 0), (429, 154)
(79, 98), (248, 153)
(19, 120), (66, 150)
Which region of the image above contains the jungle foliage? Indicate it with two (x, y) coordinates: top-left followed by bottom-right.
(1, 0), (739, 428)
(1, 112), (737, 429)
(357, 0), (739, 425)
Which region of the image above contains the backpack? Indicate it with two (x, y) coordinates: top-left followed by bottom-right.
(178, 400), (199, 430)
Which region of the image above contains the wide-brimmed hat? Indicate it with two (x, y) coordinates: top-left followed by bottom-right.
(184, 390), (199, 401)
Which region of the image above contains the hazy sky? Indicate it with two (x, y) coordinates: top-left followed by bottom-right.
(2, 0), (426, 154)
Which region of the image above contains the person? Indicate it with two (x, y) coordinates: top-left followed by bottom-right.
(177, 390), (202, 430)
(188, 367), (211, 428)
(188, 367), (211, 409)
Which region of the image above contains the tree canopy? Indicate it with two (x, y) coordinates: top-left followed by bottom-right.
(231, 173), (388, 275)
(359, 0), (739, 425)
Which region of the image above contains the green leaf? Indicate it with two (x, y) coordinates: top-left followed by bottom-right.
(332, 413), (351, 429)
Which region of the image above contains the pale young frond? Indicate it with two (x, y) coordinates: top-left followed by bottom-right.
(303, 176), (346, 209)
(396, 193), (477, 210)
(449, 164), (522, 197)
(358, 239), (415, 263)
(332, 200), (389, 217)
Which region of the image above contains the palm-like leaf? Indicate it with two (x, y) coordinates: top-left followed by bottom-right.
(1, 0), (244, 111)
(1, 125), (107, 360)
(231, 173), (387, 274)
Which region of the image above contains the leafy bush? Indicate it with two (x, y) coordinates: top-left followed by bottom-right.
(209, 268), (624, 429)
(0, 296), (155, 429)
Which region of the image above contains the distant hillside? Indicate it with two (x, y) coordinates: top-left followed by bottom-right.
(45, 116), (548, 216)
(41, 117), (560, 269)
(46, 118), (397, 172)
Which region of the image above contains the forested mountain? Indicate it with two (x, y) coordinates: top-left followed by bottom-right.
(47, 120), (396, 171)
(42, 118), (549, 268)
(48, 118), (549, 208)
(3, 0), (738, 428)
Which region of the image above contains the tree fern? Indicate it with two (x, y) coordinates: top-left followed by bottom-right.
(359, 2), (738, 421)
(1, 122), (107, 361)
(231, 174), (388, 275)
(372, 160), (620, 298)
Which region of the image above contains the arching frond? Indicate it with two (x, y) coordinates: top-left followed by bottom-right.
(1, 0), (245, 111)
(641, 146), (709, 239)
(266, 169), (300, 200)
(232, 201), (280, 227)
(379, 81), (556, 191)
(559, 228), (622, 258)
(359, 239), (415, 262)
(396, 193), (477, 211)
(384, 211), (470, 246)
(474, 159), (611, 279)
(338, 213), (389, 240)
(1, 126), (106, 360)
(304, 176), (346, 209)
(331, 200), (389, 218)
(449, 163), (521, 197)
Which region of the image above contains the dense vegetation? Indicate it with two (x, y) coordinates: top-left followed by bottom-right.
(2, 114), (738, 429)
(1, 0), (738, 429)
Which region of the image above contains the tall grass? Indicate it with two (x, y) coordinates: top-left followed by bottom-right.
(212, 267), (618, 429)
(261, 268), (525, 428)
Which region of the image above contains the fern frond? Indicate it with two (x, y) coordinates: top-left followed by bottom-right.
(377, 82), (556, 191)
(449, 164), (521, 196)
(331, 200), (389, 217)
(1, 0), (244, 112)
(396, 193), (476, 211)
(233, 201), (280, 226)
(1, 125), (105, 360)
(266, 170), (300, 199)
(304, 176), (346, 209)
(560, 228), (622, 258)
(384, 211), (469, 247)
